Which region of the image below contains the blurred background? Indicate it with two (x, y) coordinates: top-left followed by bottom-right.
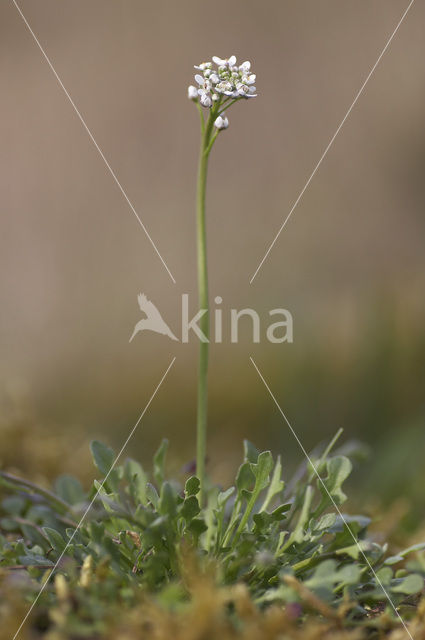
(0, 1), (424, 514)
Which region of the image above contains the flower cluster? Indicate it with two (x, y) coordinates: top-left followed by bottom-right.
(188, 55), (257, 130)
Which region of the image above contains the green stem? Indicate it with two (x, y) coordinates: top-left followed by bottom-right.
(196, 108), (217, 504)
(0, 470), (77, 518)
(217, 98), (238, 117)
(231, 485), (262, 548)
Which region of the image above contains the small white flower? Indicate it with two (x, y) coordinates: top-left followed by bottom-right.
(212, 55), (237, 68)
(189, 56), (258, 116)
(214, 114), (229, 130)
(199, 92), (212, 108)
(196, 77), (212, 93)
(236, 83), (248, 96)
(188, 85), (198, 100)
(194, 62), (212, 70)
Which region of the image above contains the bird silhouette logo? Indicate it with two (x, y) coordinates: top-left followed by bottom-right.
(129, 293), (179, 343)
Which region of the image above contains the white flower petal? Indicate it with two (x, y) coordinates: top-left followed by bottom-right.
(212, 56), (226, 65)
(195, 74), (204, 85)
(228, 55), (237, 66)
(188, 85), (198, 99)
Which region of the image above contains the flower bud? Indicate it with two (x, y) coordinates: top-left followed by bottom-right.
(188, 85), (198, 100)
(214, 115), (229, 130)
(200, 93), (212, 108)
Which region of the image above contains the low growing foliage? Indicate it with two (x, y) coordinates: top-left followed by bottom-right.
(0, 436), (424, 638)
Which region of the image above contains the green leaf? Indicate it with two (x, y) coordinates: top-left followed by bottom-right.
(315, 513), (337, 531)
(293, 485), (314, 541)
(158, 482), (176, 517)
(188, 517), (208, 536)
(92, 480), (117, 514)
(89, 521), (106, 545)
(243, 440), (259, 464)
(181, 495), (200, 521)
(253, 504), (289, 532)
(392, 574), (424, 595)
(232, 451), (274, 544)
(260, 455), (284, 512)
(385, 554), (404, 566)
(335, 540), (374, 560)
(1, 496), (26, 515)
(184, 476), (200, 498)
(236, 461), (254, 496)
(19, 554), (54, 567)
(271, 503), (291, 519)
(153, 439), (169, 486)
(396, 542), (425, 558)
(146, 483), (159, 509)
(337, 563), (362, 586)
(376, 567), (393, 585)
(250, 451), (274, 493)
(43, 527), (67, 553)
(90, 441), (115, 476)
(125, 459), (148, 505)
(306, 559), (360, 590)
(1, 517), (19, 531)
(319, 456), (352, 505)
(330, 514), (371, 532)
(217, 487), (235, 507)
(55, 475), (86, 505)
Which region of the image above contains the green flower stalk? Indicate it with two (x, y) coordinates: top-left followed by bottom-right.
(188, 55), (257, 502)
